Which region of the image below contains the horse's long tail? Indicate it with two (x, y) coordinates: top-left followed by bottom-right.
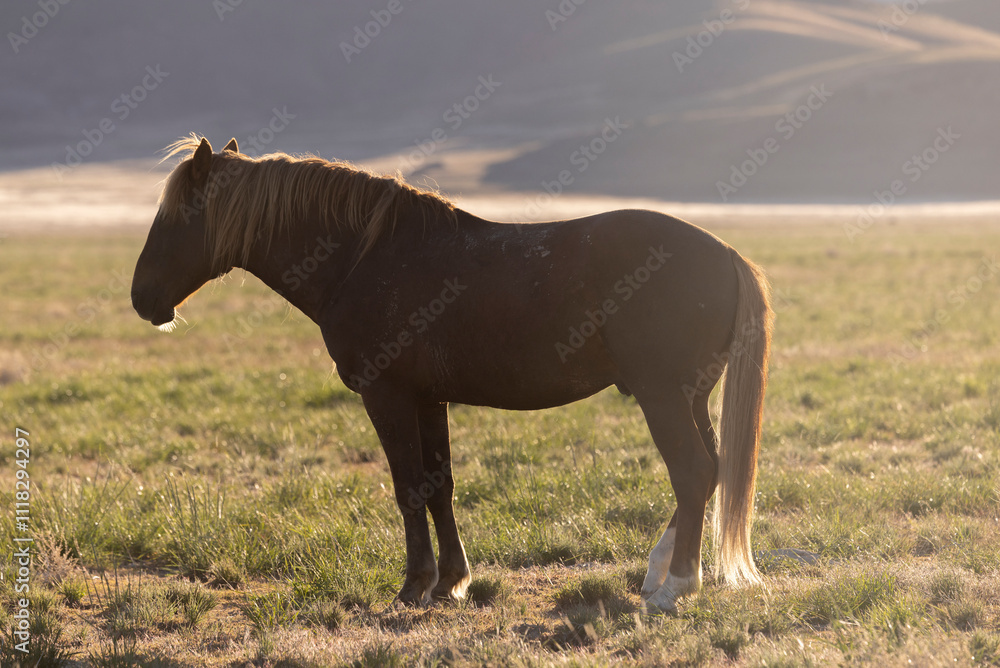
(713, 249), (773, 586)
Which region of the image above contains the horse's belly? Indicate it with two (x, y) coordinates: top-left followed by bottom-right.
(446, 377), (612, 411)
(433, 343), (618, 410)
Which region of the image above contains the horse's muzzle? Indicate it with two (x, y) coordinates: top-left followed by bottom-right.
(131, 290), (174, 326)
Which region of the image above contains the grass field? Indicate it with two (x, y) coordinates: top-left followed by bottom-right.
(1, 219), (999, 666)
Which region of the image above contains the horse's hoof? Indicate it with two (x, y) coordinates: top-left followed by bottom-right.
(431, 571), (472, 602)
(640, 585), (679, 615)
(639, 584), (661, 600)
(640, 596), (679, 616)
(641, 572), (700, 615)
(394, 593), (426, 607)
(396, 582), (434, 607)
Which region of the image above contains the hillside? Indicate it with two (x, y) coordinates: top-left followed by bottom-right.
(2, 0), (998, 202)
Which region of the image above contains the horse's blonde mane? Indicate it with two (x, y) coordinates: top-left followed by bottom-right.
(157, 134), (457, 267)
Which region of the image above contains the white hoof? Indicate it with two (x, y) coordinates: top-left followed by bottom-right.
(640, 571), (701, 615)
(641, 590), (678, 615)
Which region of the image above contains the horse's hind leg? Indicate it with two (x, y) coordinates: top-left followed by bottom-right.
(417, 402), (472, 601)
(635, 387), (716, 614)
(640, 390), (719, 599)
(692, 389), (720, 497)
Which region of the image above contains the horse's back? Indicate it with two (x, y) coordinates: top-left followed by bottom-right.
(459, 208), (741, 385)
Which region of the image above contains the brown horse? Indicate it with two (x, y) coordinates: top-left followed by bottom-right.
(131, 135), (773, 613)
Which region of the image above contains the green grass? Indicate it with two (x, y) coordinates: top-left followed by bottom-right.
(1, 222), (999, 664)
(466, 574), (511, 606)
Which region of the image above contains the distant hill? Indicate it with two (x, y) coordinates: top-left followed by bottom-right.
(2, 0), (997, 202)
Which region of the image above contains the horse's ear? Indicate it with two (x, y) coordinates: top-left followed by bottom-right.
(223, 138), (239, 154)
(190, 137), (213, 182)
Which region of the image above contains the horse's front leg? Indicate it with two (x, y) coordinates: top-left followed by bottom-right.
(362, 388), (439, 605)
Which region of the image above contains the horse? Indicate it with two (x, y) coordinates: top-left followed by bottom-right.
(131, 135), (773, 613)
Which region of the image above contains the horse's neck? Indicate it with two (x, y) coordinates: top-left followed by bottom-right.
(240, 208), (483, 322)
(239, 221), (357, 324)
